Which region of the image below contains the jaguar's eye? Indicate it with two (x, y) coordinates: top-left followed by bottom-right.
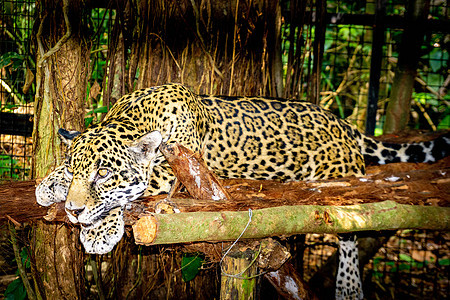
(65, 167), (73, 177)
(97, 168), (110, 178)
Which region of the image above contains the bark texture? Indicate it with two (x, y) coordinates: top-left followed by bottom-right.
(31, 0), (90, 298)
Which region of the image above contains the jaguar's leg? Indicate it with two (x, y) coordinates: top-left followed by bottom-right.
(336, 234), (363, 300)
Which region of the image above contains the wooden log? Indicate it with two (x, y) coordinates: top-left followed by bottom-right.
(0, 180), (55, 223)
(0, 156), (449, 225)
(266, 263), (318, 300)
(258, 238), (317, 300)
(160, 142), (231, 201)
(133, 201), (450, 245)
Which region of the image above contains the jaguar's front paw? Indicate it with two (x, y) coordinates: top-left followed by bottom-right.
(36, 165), (71, 206)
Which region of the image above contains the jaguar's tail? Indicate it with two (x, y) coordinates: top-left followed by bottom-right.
(361, 131), (450, 165)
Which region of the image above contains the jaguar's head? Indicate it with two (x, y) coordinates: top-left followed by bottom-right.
(60, 127), (163, 226)
(34, 127), (163, 253)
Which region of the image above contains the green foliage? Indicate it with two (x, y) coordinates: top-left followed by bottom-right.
(0, 52), (26, 104)
(4, 248), (31, 300)
(2, 1), (35, 53)
(91, 60), (107, 81)
(280, 2), (449, 131)
(19, 247), (31, 269)
(88, 8), (114, 82)
(85, 106), (109, 127)
(327, 1), (366, 14)
(181, 253), (204, 282)
(323, 25), (371, 83)
(407, 32), (450, 130)
(426, 47), (449, 73)
(412, 90), (449, 131)
(438, 258), (449, 267)
(437, 110), (450, 130)
(0, 155), (22, 180)
(89, 8), (114, 46)
(4, 278), (26, 300)
(372, 249), (439, 280)
(0, 52), (25, 71)
(1, 104), (19, 112)
(0, 1), (36, 106)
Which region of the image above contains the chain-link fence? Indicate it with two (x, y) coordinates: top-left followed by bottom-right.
(0, 0), (35, 181)
(281, 0), (449, 134)
(303, 230), (449, 299)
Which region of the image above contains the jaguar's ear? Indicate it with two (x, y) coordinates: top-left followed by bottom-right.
(128, 131), (163, 165)
(58, 128), (81, 147)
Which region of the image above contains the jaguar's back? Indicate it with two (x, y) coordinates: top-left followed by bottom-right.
(202, 96), (366, 181)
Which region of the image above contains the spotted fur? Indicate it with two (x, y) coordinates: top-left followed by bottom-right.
(336, 234), (363, 300)
(36, 165), (70, 206)
(36, 83), (449, 296)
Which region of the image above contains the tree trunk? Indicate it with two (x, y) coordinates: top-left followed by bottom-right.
(220, 245), (259, 299)
(31, 0), (90, 298)
(383, 0), (430, 133)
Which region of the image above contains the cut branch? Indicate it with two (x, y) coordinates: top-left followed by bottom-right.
(133, 201), (450, 245)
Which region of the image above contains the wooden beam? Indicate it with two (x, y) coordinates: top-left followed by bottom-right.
(1, 157), (449, 226)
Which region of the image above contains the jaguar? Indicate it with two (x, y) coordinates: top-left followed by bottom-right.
(36, 83), (449, 299)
